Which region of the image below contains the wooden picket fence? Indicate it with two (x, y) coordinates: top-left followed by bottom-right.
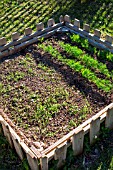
(1, 15), (113, 60)
(0, 103), (113, 170)
(0, 15), (113, 170)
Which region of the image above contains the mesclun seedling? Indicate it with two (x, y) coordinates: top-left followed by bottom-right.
(70, 34), (113, 63)
(6, 71), (25, 82)
(59, 41), (112, 79)
(38, 43), (112, 92)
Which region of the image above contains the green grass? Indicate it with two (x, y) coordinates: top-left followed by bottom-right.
(1, 0), (113, 40)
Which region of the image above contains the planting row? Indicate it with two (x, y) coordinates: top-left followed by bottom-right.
(38, 41), (113, 92)
(59, 41), (113, 79)
(69, 34), (113, 63)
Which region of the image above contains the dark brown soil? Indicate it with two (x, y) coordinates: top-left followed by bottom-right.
(0, 33), (113, 150)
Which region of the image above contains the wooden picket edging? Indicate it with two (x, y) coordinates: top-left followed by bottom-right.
(0, 103), (113, 170)
(0, 16), (64, 59)
(1, 14), (113, 60)
(0, 15), (113, 170)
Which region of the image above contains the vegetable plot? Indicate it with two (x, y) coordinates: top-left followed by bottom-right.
(0, 32), (113, 150)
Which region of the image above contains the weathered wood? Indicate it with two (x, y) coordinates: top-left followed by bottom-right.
(94, 29), (101, 38)
(30, 145), (42, 158)
(47, 18), (55, 27)
(12, 32), (20, 41)
(65, 23), (112, 52)
(0, 37), (7, 46)
(0, 115), (3, 122)
(0, 28), (59, 58)
(11, 132), (24, 160)
(83, 24), (90, 32)
(27, 151), (39, 170)
(59, 15), (64, 23)
(37, 22), (44, 31)
(64, 15), (71, 23)
(105, 34), (113, 44)
(72, 128), (84, 156)
(1, 121), (13, 148)
(54, 142), (67, 168)
(40, 155), (48, 170)
(42, 103), (113, 156)
(74, 19), (80, 28)
(90, 117), (100, 145)
(105, 106), (113, 129)
(0, 50), (9, 58)
(25, 28), (32, 36)
(0, 23), (63, 54)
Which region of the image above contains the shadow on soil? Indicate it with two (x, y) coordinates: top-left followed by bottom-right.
(31, 43), (109, 109)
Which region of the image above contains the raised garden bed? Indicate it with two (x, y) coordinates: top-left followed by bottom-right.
(0, 16), (113, 170)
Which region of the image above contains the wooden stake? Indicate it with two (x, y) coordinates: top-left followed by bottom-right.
(11, 132), (24, 160)
(105, 106), (113, 129)
(40, 155), (48, 170)
(90, 117), (100, 145)
(72, 128), (84, 156)
(54, 142), (67, 168)
(27, 151), (39, 170)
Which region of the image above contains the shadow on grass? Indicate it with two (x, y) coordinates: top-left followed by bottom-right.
(1, 0), (113, 39)
(51, 0), (113, 35)
(63, 129), (113, 170)
(0, 125), (30, 170)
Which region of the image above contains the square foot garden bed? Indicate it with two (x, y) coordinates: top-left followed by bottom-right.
(0, 32), (113, 170)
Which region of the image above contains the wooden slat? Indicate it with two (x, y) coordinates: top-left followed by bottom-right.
(0, 115), (3, 122)
(0, 37), (7, 46)
(25, 28), (32, 36)
(83, 24), (90, 32)
(27, 151), (39, 170)
(59, 15), (64, 23)
(72, 128), (84, 156)
(90, 117), (100, 145)
(54, 142), (67, 168)
(64, 15), (71, 23)
(11, 132), (24, 160)
(74, 18), (80, 28)
(40, 155), (48, 170)
(105, 106), (113, 129)
(94, 29), (101, 38)
(1, 120), (13, 148)
(47, 18), (55, 27)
